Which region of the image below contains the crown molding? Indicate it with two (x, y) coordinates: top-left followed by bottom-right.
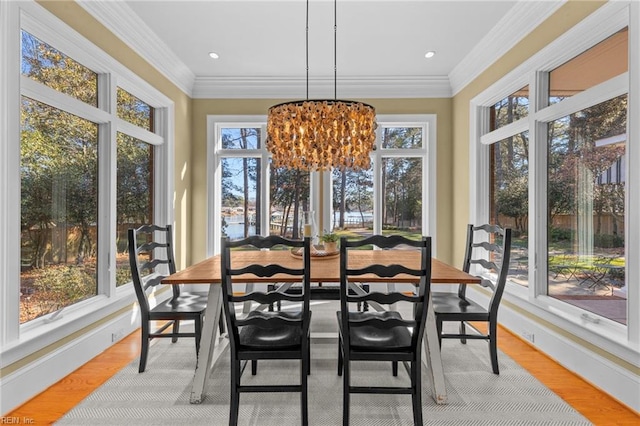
(448, 0), (565, 96)
(77, 0), (195, 96)
(192, 75), (452, 99)
(78, 0), (565, 100)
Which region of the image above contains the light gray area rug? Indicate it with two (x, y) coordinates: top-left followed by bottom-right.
(58, 302), (591, 425)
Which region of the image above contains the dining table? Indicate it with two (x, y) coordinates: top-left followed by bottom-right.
(162, 249), (480, 405)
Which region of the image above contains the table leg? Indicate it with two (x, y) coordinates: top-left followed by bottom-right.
(422, 296), (447, 404)
(190, 285), (224, 404)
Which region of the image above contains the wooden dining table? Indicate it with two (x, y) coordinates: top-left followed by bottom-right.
(162, 249), (480, 405)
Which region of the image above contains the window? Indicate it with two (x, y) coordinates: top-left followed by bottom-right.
(214, 124), (310, 244)
(116, 133), (153, 286)
(115, 89), (155, 286)
(20, 96), (99, 322)
(490, 132), (529, 286)
(330, 123), (432, 241)
(209, 115), (436, 255)
(549, 28), (628, 104)
(490, 86), (529, 129)
(2, 1), (173, 348)
(546, 95), (627, 323)
(473, 3), (633, 341)
(21, 31), (97, 107)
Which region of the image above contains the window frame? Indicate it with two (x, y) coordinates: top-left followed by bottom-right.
(0, 0), (174, 363)
(470, 1), (638, 353)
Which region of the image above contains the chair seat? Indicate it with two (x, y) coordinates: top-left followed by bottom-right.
(239, 311), (305, 349)
(150, 292), (208, 316)
(432, 292), (489, 320)
(337, 310), (412, 351)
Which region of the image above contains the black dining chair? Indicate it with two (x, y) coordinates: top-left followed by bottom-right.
(220, 235), (312, 426)
(337, 235), (432, 426)
(128, 224), (208, 373)
(432, 223), (512, 374)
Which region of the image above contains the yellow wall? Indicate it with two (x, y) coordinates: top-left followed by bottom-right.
(191, 98), (454, 263)
(451, 0), (606, 264)
(37, 0), (193, 268)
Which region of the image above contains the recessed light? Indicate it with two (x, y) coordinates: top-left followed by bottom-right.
(209, 52), (219, 59)
(424, 51), (435, 59)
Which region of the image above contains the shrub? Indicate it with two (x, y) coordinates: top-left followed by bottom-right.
(594, 233), (624, 248)
(549, 227), (573, 242)
(32, 265), (95, 314)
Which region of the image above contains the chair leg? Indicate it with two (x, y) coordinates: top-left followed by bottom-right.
(392, 361), (398, 376)
(139, 321), (150, 373)
(342, 357), (350, 426)
(251, 360), (257, 375)
(489, 321), (499, 374)
(307, 333), (311, 376)
(230, 356), (241, 426)
(337, 335), (343, 376)
(171, 319), (180, 343)
(301, 354), (309, 426)
(459, 321), (467, 344)
(411, 359), (423, 426)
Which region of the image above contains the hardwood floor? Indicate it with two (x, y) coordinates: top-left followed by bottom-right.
(6, 324), (639, 425)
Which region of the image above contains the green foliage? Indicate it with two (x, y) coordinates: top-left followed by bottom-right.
(593, 233), (624, 248)
(116, 265), (133, 286)
(549, 226), (573, 242)
(31, 265), (96, 314)
(320, 231), (339, 243)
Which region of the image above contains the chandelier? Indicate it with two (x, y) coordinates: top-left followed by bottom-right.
(266, 0), (377, 172)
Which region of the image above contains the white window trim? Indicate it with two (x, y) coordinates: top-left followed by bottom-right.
(0, 0), (175, 364)
(469, 1), (638, 359)
(372, 115), (438, 254)
(207, 114), (437, 256)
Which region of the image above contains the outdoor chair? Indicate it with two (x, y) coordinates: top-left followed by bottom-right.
(220, 235), (312, 426)
(432, 223), (512, 374)
(337, 235), (432, 426)
(128, 224), (208, 373)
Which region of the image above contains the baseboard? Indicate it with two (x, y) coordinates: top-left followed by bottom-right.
(468, 288), (639, 413)
(0, 311), (138, 415)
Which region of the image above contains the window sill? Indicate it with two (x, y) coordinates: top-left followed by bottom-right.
(1, 286), (138, 367)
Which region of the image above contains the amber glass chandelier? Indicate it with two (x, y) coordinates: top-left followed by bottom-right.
(266, 0), (377, 172)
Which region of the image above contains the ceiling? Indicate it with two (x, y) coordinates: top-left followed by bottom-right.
(79, 1), (565, 98)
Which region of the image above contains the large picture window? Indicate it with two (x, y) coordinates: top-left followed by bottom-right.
(474, 4), (633, 343)
(20, 97), (99, 322)
(3, 3), (172, 346)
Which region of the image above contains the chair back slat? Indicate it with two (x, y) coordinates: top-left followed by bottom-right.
(140, 258), (171, 274)
(345, 263), (423, 278)
(340, 235), (432, 351)
(232, 291), (305, 305)
(229, 264), (304, 278)
(471, 258), (499, 272)
(142, 275), (166, 291)
(472, 241), (501, 253)
(346, 291), (418, 305)
(348, 316), (417, 329)
(236, 314), (302, 328)
(221, 235), (311, 353)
